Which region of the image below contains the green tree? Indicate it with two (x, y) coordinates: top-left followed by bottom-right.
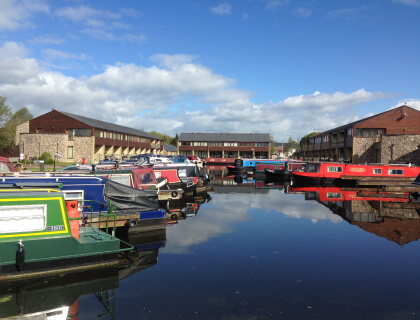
(149, 131), (175, 145)
(300, 132), (321, 141)
(1, 107), (33, 149)
(170, 133), (179, 147)
(0, 97), (13, 149)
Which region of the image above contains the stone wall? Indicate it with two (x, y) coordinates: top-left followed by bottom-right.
(352, 137), (378, 163)
(19, 133), (94, 163)
(15, 121), (29, 145)
(380, 135), (420, 165)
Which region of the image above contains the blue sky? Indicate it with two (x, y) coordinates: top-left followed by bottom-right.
(0, 0), (419, 142)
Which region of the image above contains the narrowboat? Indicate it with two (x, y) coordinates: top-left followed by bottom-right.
(263, 160), (306, 179)
(0, 175), (166, 234)
(94, 167), (184, 200)
(152, 162), (211, 194)
(292, 162), (420, 185)
(153, 167), (198, 196)
(0, 189), (126, 279)
(227, 158), (282, 174)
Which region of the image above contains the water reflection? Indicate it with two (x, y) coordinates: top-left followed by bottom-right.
(3, 173), (420, 319)
(0, 230), (166, 319)
(288, 185), (420, 245)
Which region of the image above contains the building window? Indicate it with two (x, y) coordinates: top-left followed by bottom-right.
(347, 129), (353, 137)
(209, 142), (222, 146)
(36, 128), (43, 133)
(255, 143), (268, 147)
(388, 169), (403, 175)
(223, 142), (238, 147)
(373, 168), (382, 174)
(67, 146), (74, 159)
(327, 166), (343, 173)
(356, 128), (385, 137)
(193, 142), (207, 146)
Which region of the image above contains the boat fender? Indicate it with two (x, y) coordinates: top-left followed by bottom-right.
(16, 240), (25, 271)
(171, 191), (178, 198)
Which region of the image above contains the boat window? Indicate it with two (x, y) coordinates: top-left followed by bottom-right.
(327, 192), (342, 199)
(388, 169), (404, 175)
(140, 173), (154, 184)
(0, 162), (14, 172)
(373, 168), (382, 174)
(0, 204), (46, 233)
(306, 163), (319, 173)
(109, 174), (131, 186)
(327, 166), (343, 173)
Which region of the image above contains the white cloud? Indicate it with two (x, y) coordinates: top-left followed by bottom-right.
(295, 7), (312, 17)
(42, 49), (87, 61)
(0, 41), (28, 59)
(55, 5), (120, 22)
(211, 3), (232, 15)
(0, 0), (49, 31)
(264, 0), (288, 11)
(394, 0), (420, 6)
(0, 42), (396, 141)
(389, 100), (420, 110)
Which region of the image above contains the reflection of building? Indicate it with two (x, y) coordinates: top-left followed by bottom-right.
(178, 133), (271, 159)
(16, 110), (164, 163)
(297, 105), (420, 164)
(313, 196), (420, 246)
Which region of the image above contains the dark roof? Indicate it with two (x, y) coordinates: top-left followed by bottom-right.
(179, 132), (270, 142)
(55, 110), (161, 140)
(164, 143), (177, 152)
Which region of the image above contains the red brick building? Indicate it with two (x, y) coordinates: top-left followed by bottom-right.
(297, 105), (420, 164)
(178, 133), (271, 159)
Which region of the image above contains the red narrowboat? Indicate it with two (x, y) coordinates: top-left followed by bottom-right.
(292, 162), (420, 185)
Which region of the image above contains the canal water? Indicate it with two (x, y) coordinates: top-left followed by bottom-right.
(4, 173), (420, 319)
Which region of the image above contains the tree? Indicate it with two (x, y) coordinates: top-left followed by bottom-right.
(300, 132), (321, 141)
(0, 97), (33, 150)
(149, 131), (175, 146)
(170, 133), (179, 147)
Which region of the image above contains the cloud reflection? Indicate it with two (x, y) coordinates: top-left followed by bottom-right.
(163, 189), (343, 254)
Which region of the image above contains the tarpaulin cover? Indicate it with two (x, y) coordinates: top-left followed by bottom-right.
(104, 179), (159, 212)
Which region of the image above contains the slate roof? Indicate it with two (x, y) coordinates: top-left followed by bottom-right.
(55, 110), (160, 140)
(301, 105), (417, 142)
(164, 142), (177, 152)
(179, 132), (270, 142)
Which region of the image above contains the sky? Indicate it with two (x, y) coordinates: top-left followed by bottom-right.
(0, 0), (419, 142)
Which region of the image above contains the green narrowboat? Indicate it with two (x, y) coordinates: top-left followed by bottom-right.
(0, 189), (123, 279)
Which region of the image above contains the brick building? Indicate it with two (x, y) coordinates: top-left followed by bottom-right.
(16, 110), (164, 163)
(297, 105), (420, 165)
(178, 133), (271, 159)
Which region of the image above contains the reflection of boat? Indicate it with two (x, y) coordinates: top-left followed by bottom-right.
(290, 186), (411, 202)
(160, 192), (212, 220)
(118, 229), (166, 280)
(293, 185), (420, 246)
(264, 161), (306, 179)
(0, 189), (126, 279)
(0, 229), (166, 319)
(0, 264), (120, 319)
(292, 162), (420, 185)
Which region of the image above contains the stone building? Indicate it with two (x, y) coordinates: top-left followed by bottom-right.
(16, 110), (164, 163)
(297, 105), (420, 165)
